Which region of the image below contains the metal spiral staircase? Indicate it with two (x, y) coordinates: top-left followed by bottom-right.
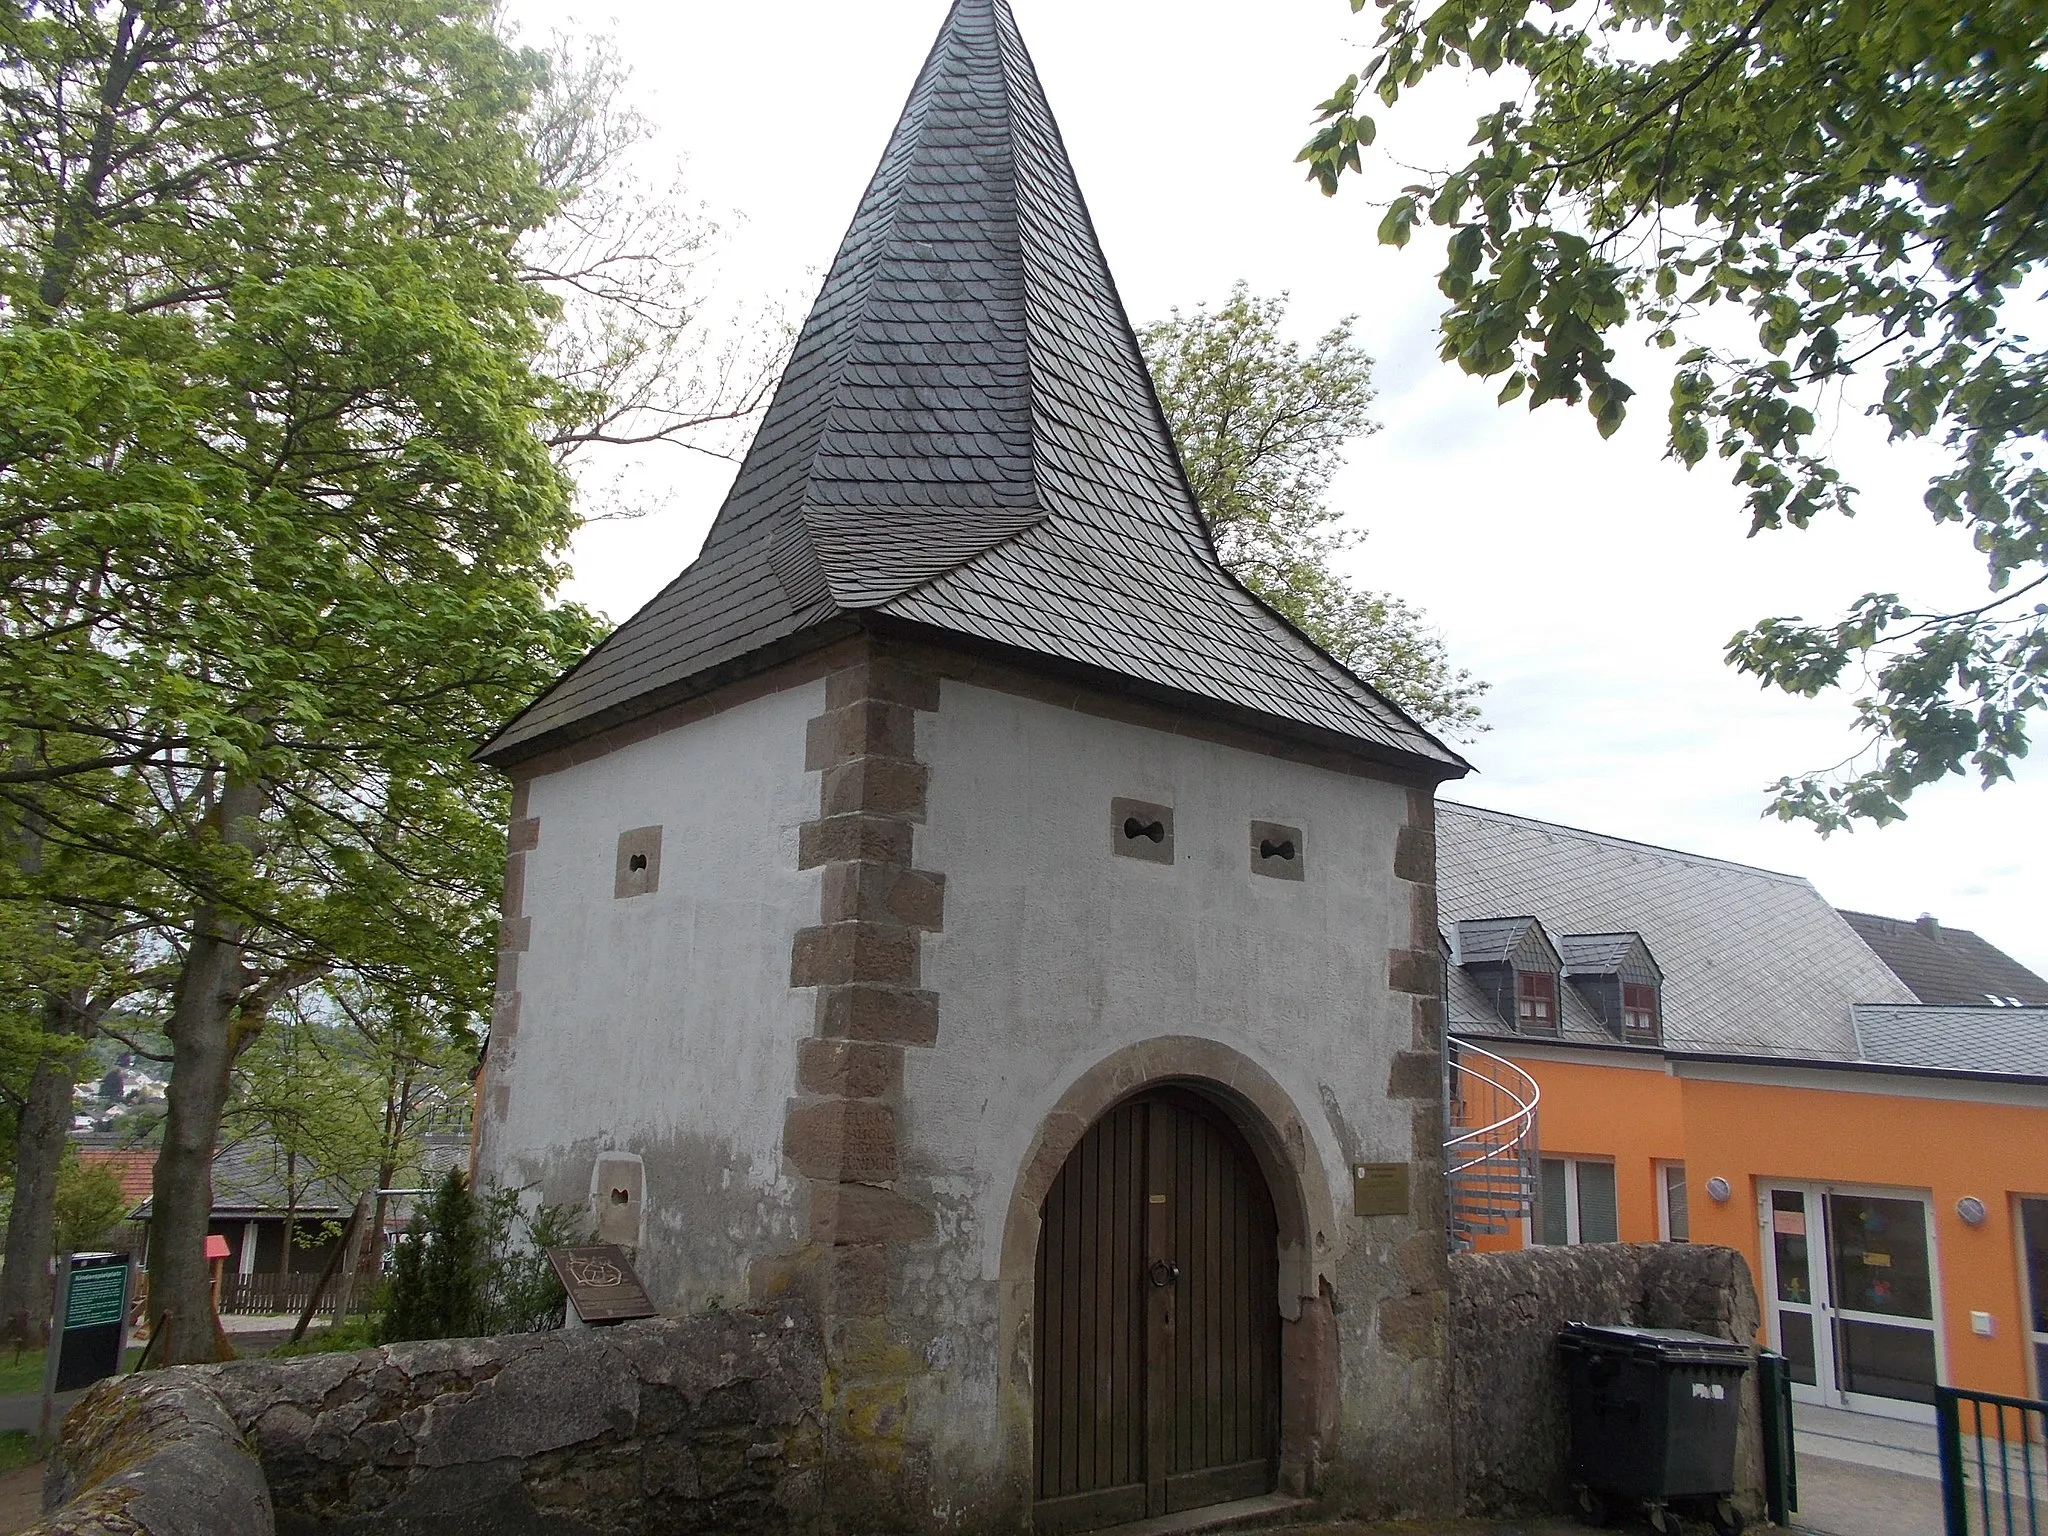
(1444, 1040), (1541, 1248)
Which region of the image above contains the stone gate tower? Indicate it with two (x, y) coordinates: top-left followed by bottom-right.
(476, 0), (1470, 1526)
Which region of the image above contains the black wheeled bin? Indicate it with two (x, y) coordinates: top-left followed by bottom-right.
(1558, 1322), (1753, 1506)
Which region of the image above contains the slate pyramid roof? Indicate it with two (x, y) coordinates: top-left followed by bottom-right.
(480, 0), (1465, 774)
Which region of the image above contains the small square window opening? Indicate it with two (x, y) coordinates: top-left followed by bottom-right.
(1110, 798), (1174, 864)
(1249, 820), (1304, 880)
(614, 826), (663, 898)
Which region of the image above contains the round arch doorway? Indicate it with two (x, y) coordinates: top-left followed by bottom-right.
(1033, 1087), (1281, 1533)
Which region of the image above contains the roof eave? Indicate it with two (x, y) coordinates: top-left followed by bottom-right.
(863, 613), (1472, 784)
(477, 610), (1471, 784)
(1452, 1027), (2048, 1089)
(475, 614), (867, 773)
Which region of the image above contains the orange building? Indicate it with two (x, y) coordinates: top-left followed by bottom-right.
(1438, 802), (2048, 1425)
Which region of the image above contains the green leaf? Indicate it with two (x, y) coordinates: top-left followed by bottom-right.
(1377, 195), (1420, 248)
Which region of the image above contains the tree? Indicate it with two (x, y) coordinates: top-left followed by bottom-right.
(0, 891), (159, 1343)
(52, 1149), (127, 1255)
(375, 1170), (575, 1343)
(376, 1168), (487, 1344)
(1298, 0), (2046, 827)
(1141, 284), (1486, 734)
(0, 0), (606, 1362)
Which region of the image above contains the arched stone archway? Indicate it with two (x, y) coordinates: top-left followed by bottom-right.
(995, 1038), (1344, 1510)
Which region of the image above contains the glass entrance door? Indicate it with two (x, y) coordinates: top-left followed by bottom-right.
(1761, 1184), (1942, 1422)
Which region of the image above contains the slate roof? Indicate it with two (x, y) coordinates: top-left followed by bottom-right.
(1452, 916), (1546, 967)
(479, 0), (1463, 775)
(131, 1138), (353, 1221)
(1837, 910), (2048, 1007)
(1852, 1004), (2048, 1077)
(1557, 932), (1659, 978)
(1436, 803), (1916, 1056)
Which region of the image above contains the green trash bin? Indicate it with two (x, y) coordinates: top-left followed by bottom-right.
(1558, 1322), (1753, 1529)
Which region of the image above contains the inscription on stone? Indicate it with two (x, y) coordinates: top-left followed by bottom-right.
(546, 1244), (660, 1324)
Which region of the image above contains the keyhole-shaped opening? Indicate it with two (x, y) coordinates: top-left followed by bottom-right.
(1123, 817), (1165, 843)
(609, 1187), (631, 1206)
(1259, 838), (1296, 861)
(628, 852), (648, 872)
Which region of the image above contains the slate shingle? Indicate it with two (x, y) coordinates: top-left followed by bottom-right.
(1437, 802), (1916, 1057)
(1837, 911), (2048, 1007)
(1851, 1004), (2048, 1076)
(479, 0), (1463, 773)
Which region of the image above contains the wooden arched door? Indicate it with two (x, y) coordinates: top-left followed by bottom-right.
(1033, 1088), (1280, 1532)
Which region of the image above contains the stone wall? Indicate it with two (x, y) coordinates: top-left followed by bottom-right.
(32, 1248), (1761, 1533)
(1448, 1242), (1765, 1520)
(34, 1304), (823, 1536)
(36, 1375), (271, 1536)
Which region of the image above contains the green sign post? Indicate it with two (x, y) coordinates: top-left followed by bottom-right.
(64, 1264), (127, 1330)
(39, 1252), (132, 1442)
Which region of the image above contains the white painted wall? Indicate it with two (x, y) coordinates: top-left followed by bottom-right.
(911, 680), (1415, 1281)
(900, 679), (1422, 1494)
(478, 680), (824, 1310)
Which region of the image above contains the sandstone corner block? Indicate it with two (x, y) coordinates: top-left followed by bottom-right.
(1387, 946), (1441, 996)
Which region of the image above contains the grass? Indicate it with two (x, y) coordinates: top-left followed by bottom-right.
(0, 1347), (145, 1397)
(266, 1316), (377, 1357)
(0, 1432), (38, 1473)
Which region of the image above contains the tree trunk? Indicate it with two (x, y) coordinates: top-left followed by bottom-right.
(0, 997), (85, 1347)
(283, 1150), (297, 1278)
(148, 777), (265, 1365)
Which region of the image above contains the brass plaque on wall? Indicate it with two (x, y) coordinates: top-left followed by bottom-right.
(1353, 1162), (1411, 1217)
(546, 1244), (659, 1324)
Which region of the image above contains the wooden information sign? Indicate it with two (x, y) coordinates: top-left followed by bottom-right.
(545, 1244), (659, 1325)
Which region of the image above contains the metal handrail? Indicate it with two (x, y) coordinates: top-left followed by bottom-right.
(1444, 1041), (1540, 1178)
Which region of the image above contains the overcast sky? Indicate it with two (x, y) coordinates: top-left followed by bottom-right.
(503, 0), (2046, 976)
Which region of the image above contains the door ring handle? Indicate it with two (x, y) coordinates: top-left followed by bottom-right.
(1148, 1259), (1180, 1289)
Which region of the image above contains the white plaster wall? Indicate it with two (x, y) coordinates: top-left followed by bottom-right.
(911, 680), (1415, 1283)
(479, 681), (823, 1311)
(896, 679), (1426, 1510)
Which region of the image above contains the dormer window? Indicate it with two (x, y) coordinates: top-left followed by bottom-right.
(1453, 916), (1564, 1037)
(1516, 970), (1558, 1033)
(1622, 982), (1659, 1041)
(1559, 931), (1663, 1045)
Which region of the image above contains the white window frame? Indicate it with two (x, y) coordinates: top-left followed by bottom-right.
(1656, 1160), (1689, 1242)
(2020, 1196), (2048, 1400)
(1536, 1156), (1619, 1246)
(1758, 1180), (1947, 1424)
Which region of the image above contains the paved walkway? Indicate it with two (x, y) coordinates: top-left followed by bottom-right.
(1794, 1402), (1940, 1480)
(1784, 1403), (1944, 1536)
(0, 1465), (39, 1536)
(1788, 1454), (1942, 1536)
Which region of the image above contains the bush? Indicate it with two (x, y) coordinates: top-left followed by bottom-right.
(374, 1169), (582, 1344)
(478, 1184), (579, 1334)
